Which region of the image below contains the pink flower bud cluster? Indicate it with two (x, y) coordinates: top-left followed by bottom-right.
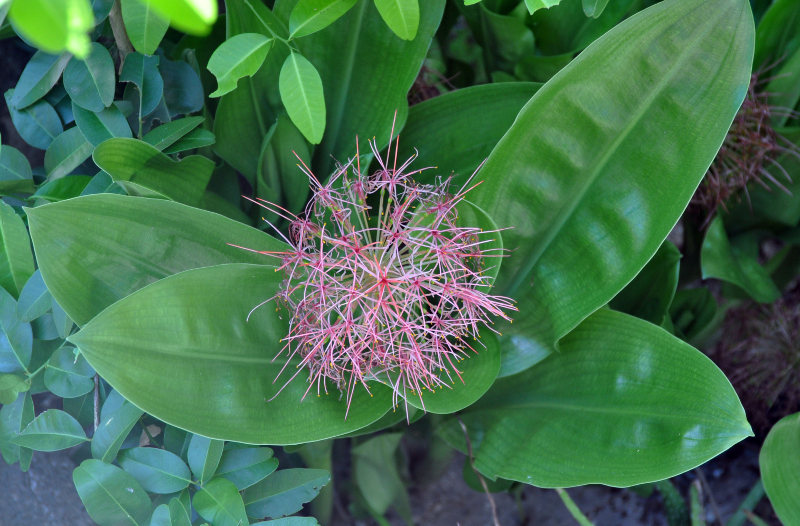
(241, 133), (515, 415)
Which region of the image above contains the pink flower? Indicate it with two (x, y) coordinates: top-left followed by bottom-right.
(238, 125), (515, 417)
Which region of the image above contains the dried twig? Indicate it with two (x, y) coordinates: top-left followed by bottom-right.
(458, 418), (501, 526)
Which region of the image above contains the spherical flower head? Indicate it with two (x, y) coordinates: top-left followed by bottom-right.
(243, 132), (515, 417)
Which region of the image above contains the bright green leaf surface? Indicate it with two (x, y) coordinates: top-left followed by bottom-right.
(73, 459), (151, 525)
(68, 264), (392, 444)
(10, 51), (71, 109)
(188, 434), (224, 484)
(43, 346), (95, 398)
(208, 33), (273, 98)
(0, 201), (35, 299)
(44, 127), (93, 180)
(63, 43), (116, 112)
(91, 390), (144, 462)
(469, 0), (754, 369)
(760, 413), (800, 526)
(142, 116), (204, 150)
(524, 0), (562, 14)
(582, 0), (609, 17)
(163, 128), (215, 153)
(118, 447), (192, 493)
(453, 309), (751, 487)
(92, 138), (212, 205)
(72, 103), (132, 145)
(13, 409), (88, 451)
(122, 0), (170, 55)
(217, 447), (279, 490)
(243, 468), (330, 518)
(279, 52), (326, 144)
(33, 175), (93, 204)
(373, 0), (419, 40)
(142, 0), (217, 35)
(27, 194), (286, 325)
(0, 145), (35, 195)
(8, 0), (93, 57)
(701, 216), (779, 303)
(5, 89), (63, 150)
(289, 0), (357, 39)
(193, 478), (249, 526)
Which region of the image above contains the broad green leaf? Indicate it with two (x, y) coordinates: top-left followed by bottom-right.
(289, 0), (357, 39)
(193, 478), (249, 526)
(142, 116), (204, 150)
(43, 126), (93, 180)
(208, 33), (273, 98)
(92, 138), (212, 205)
(168, 497), (192, 526)
(72, 103), (133, 145)
(766, 46), (800, 128)
(149, 504), (171, 526)
(0, 287), (33, 372)
(10, 51), (71, 109)
(450, 309), (751, 487)
(474, 4), (535, 72)
(0, 2), (8, 26)
(122, 0), (170, 55)
(63, 42), (116, 112)
(398, 82), (539, 186)
(469, 0), (754, 370)
(4, 89), (63, 150)
(373, 0), (418, 40)
(26, 194), (286, 325)
(188, 434), (224, 484)
(120, 52), (164, 117)
(523, 0), (562, 14)
(44, 346), (94, 398)
(92, 0), (115, 22)
(581, 0), (609, 17)
(91, 390), (144, 462)
(8, 0), (93, 57)
(51, 297), (74, 339)
(217, 447), (278, 490)
(753, 0), (800, 67)
(118, 447), (192, 493)
(68, 264), (393, 444)
(163, 128), (215, 153)
(279, 52), (325, 144)
(159, 57), (204, 116)
(73, 459), (151, 525)
(142, 0), (217, 35)
(669, 288), (718, 343)
(251, 519), (319, 526)
(256, 114), (310, 215)
(0, 372), (29, 404)
(0, 201), (35, 298)
(13, 409), (88, 451)
(352, 433), (406, 515)
(243, 468), (330, 518)
(32, 175), (93, 204)
(760, 413), (800, 526)
(0, 392), (34, 466)
(0, 145), (35, 195)
(297, 0), (444, 175)
(610, 240), (681, 325)
(701, 216), (779, 303)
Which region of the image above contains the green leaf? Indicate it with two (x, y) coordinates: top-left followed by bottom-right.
(243, 468), (330, 518)
(27, 194), (286, 325)
(168, 497), (192, 526)
(289, 0), (357, 39)
(8, 0), (93, 57)
(142, 116), (204, 150)
(67, 264), (393, 444)
(766, 45), (800, 128)
(251, 519), (319, 526)
(373, 0), (418, 40)
(581, 0), (609, 17)
(256, 114), (309, 215)
(217, 447), (279, 490)
(760, 412), (800, 526)
(399, 83), (540, 183)
(188, 434), (224, 484)
(4, 89), (63, 150)
(0, 372), (29, 404)
(73, 103), (133, 145)
(122, 0), (170, 55)
(159, 57), (204, 116)
(610, 240), (681, 325)
(120, 52), (164, 117)
(469, 0), (754, 370)
(451, 309), (751, 487)
(11, 51), (71, 109)
(32, 175), (93, 203)
(141, 0), (217, 36)
(208, 33), (273, 98)
(0, 287), (33, 373)
(193, 478), (250, 526)
(0, 145), (35, 195)
(13, 408), (88, 451)
(43, 346), (95, 398)
(278, 52), (326, 144)
(523, 0), (562, 14)
(118, 447), (192, 493)
(0, 392), (34, 466)
(44, 126), (93, 179)
(73, 459), (151, 526)
(63, 42), (116, 112)
(17, 271), (52, 322)
(700, 216), (779, 303)
(0, 201), (35, 298)
(753, 0), (800, 68)
(352, 433), (406, 515)
(92, 0), (115, 22)
(92, 138), (212, 205)
(91, 390), (144, 462)
(163, 128), (215, 153)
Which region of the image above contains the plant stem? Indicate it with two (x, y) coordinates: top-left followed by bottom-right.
(555, 488), (595, 526)
(109, 0), (134, 67)
(458, 418), (500, 526)
(93, 374), (100, 431)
